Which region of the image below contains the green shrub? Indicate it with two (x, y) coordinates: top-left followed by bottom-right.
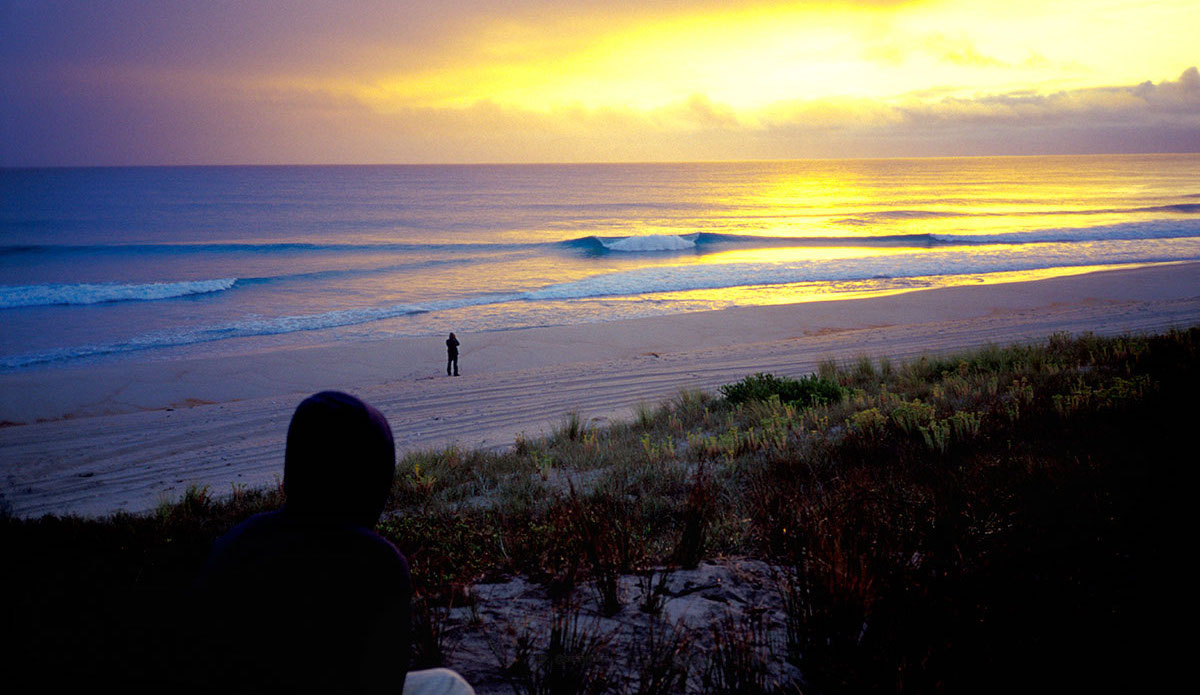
(719, 372), (844, 408)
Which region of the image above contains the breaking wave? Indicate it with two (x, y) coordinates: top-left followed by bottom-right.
(567, 220), (1200, 254)
(0, 278), (238, 309)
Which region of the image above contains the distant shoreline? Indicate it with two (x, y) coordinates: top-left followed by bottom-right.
(2, 261), (1198, 518)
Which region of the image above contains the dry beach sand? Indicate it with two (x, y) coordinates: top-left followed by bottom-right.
(3, 262), (1199, 519)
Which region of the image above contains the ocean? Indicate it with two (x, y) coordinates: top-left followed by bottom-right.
(2, 155), (1199, 371)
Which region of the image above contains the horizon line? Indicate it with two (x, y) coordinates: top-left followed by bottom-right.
(5, 150), (1200, 171)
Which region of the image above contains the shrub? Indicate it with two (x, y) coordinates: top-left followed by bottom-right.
(719, 372), (844, 408)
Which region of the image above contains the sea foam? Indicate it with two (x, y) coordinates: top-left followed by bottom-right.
(524, 246), (1200, 301)
(596, 234), (700, 252)
(0, 278), (238, 309)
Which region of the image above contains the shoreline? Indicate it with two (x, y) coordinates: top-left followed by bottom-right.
(3, 261), (1199, 518)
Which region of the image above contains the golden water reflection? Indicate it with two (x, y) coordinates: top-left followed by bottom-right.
(611, 262), (1176, 309)
(681, 245), (914, 266)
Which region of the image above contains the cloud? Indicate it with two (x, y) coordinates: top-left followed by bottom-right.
(740, 67), (1200, 157)
(2, 0), (1197, 164)
(0, 1), (918, 75)
(5, 65), (1198, 165)
(907, 33), (1011, 68)
(322, 67), (1200, 162)
(1141, 65), (1200, 102)
(896, 67), (1200, 126)
(939, 45), (1008, 69)
(670, 94), (741, 130)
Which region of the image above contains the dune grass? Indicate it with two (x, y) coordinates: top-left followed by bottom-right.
(3, 328), (1195, 692)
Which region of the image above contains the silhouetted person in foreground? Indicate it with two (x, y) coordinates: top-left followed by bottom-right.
(446, 332), (460, 376)
(196, 391), (473, 695)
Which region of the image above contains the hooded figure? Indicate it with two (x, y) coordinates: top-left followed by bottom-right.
(196, 391), (409, 694)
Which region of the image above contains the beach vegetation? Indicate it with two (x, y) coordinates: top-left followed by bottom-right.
(4, 327), (1197, 692)
(719, 372), (845, 408)
(557, 411), (587, 442)
(629, 616), (692, 695)
(700, 611), (781, 695)
(497, 602), (615, 695)
(410, 587), (459, 670)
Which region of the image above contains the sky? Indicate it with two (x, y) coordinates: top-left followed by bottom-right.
(1, 0), (1197, 166)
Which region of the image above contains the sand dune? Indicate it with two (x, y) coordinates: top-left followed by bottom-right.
(2, 262), (1198, 518)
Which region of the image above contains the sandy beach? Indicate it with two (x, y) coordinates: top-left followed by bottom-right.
(3, 262), (1198, 519)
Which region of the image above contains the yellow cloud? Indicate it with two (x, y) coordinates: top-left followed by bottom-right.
(275, 0), (1192, 123)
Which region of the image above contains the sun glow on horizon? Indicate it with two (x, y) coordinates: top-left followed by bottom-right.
(289, 0), (1197, 118)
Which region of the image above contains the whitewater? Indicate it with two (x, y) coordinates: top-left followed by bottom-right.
(3, 156), (1200, 370)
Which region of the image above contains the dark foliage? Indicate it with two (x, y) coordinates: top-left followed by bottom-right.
(720, 372), (845, 408)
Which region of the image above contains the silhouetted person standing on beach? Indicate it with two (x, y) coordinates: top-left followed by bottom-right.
(446, 332), (460, 376)
(195, 391), (473, 695)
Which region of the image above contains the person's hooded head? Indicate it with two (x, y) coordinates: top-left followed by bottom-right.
(283, 391), (395, 525)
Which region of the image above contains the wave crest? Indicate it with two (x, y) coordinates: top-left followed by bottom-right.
(595, 234), (700, 252)
(0, 278), (237, 309)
